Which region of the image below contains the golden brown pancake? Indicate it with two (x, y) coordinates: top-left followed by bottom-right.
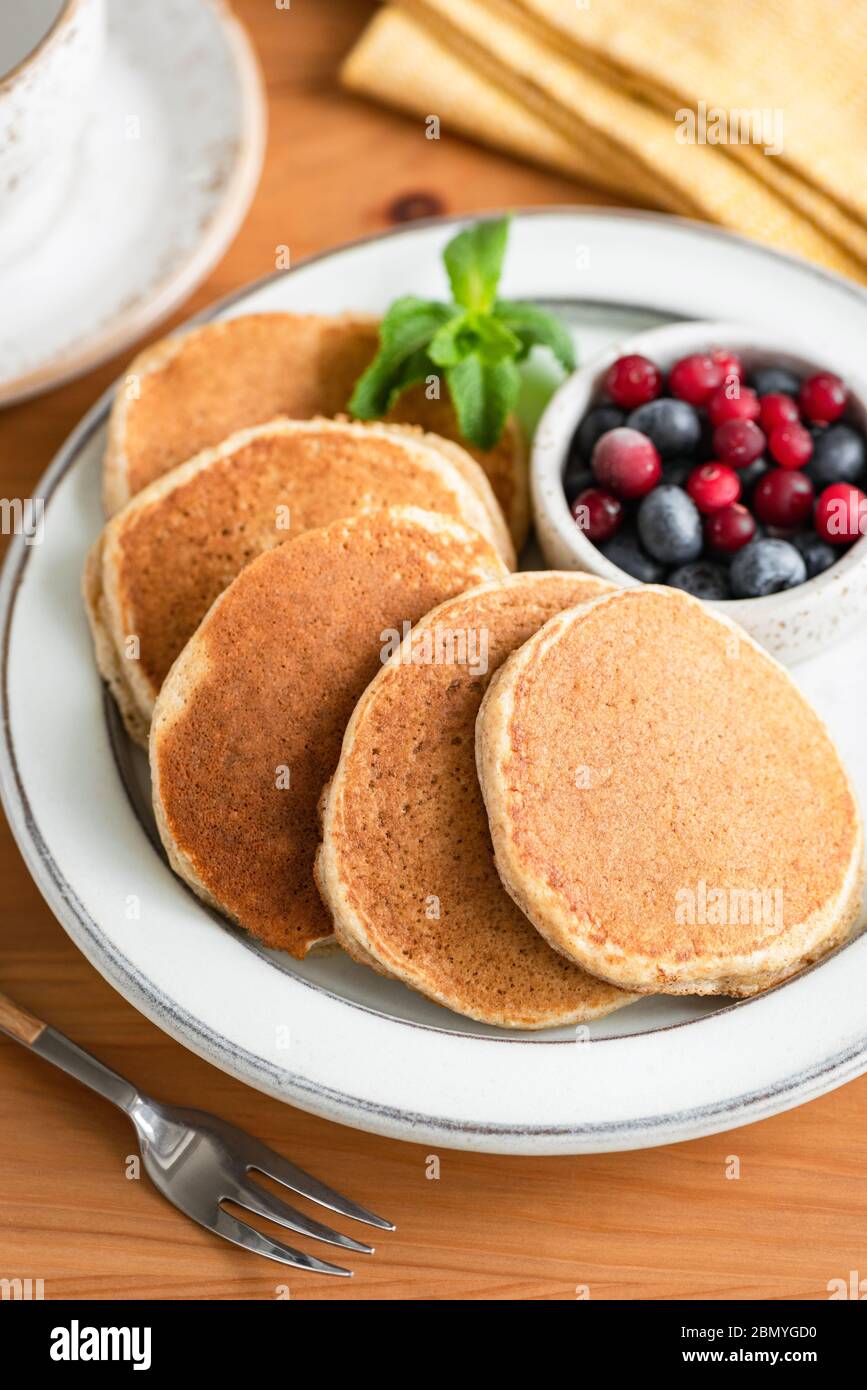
(85, 416), (513, 746)
(104, 312), (529, 545)
(150, 507), (507, 958)
(316, 572), (636, 1027)
(476, 586), (864, 997)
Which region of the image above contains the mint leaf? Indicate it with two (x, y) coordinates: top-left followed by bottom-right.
(471, 314), (522, 365)
(443, 216), (510, 314)
(446, 356), (520, 451)
(427, 312), (475, 368)
(428, 311), (521, 369)
(348, 216), (575, 450)
(349, 296), (454, 418)
(351, 347), (434, 417)
(492, 301), (576, 371)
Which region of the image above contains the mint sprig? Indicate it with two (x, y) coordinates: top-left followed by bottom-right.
(348, 216), (575, 451)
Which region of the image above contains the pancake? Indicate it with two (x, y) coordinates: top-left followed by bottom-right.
(103, 311), (529, 546)
(316, 572), (636, 1028)
(476, 585), (864, 997)
(85, 416), (514, 746)
(150, 507), (507, 958)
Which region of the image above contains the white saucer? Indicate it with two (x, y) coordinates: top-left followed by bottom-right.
(0, 0), (265, 405)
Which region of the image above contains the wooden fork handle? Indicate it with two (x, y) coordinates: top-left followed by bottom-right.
(0, 991), (47, 1046)
(0, 990), (138, 1111)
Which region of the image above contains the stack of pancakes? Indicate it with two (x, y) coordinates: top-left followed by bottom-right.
(84, 313), (864, 1029)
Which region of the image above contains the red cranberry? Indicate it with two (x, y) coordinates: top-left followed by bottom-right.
(709, 348), (744, 384)
(759, 393), (799, 433)
(603, 354), (662, 409)
(753, 469), (814, 528)
(592, 427), (661, 498)
(706, 385), (761, 428)
(799, 372), (847, 426)
(686, 463), (741, 513)
(668, 353), (724, 406)
(571, 487), (623, 542)
(814, 482), (867, 544)
(712, 418), (766, 468)
(704, 503), (757, 553)
(768, 422), (813, 469)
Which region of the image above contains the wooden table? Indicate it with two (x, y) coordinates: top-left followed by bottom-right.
(1, 0), (865, 1302)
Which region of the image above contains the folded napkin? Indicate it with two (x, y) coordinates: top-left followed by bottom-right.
(342, 0), (867, 282)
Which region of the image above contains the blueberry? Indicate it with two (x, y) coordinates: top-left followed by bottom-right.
(573, 405), (625, 461)
(599, 530), (665, 583)
(637, 485), (703, 565)
(738, 457), (771, 495)
(804, 425), (866, 489)
(667, 561), (731, 600)
(563, 462), (594, 505)
(791, 531), (837, 579)
(627, 398), (701, 459)
(749, 366), (801, 397)
(730, 538), (807, 597)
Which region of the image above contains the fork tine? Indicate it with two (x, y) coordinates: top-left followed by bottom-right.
(210, 1207), (352, 1276)
(244, 1139), (395, 1231)
(231, 1178), (375, 1255)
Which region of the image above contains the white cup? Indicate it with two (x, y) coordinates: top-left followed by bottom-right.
(0, 0), (106, 263)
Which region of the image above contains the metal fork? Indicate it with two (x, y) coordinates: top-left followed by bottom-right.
(0, 991), (393, 1276)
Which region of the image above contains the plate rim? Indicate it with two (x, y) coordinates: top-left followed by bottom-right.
(0, 0), (267, 408)
(4, 205), (867, 1154)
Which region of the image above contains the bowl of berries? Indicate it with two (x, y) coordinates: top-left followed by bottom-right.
(531, 320), (867, 664)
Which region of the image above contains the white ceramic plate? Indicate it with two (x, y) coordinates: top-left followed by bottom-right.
(3, 209), (867, 1155)
(0, 0), (265, 405)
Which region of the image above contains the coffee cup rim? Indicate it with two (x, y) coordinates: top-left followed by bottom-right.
(0, 0), (81, 91)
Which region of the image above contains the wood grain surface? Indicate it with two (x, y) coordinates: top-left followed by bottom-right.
(1, 0), (865, 1302)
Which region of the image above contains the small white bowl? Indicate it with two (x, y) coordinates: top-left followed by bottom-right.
(532, 320), (867, 665)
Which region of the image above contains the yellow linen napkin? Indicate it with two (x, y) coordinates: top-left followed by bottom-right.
(340, 7), (664, 206)
(405, 0), (867, 268)
(518, 0), (867, 232)
(342, 1), (867, 282)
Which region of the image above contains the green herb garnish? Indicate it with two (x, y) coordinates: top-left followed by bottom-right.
(348, 216), (575, 451)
